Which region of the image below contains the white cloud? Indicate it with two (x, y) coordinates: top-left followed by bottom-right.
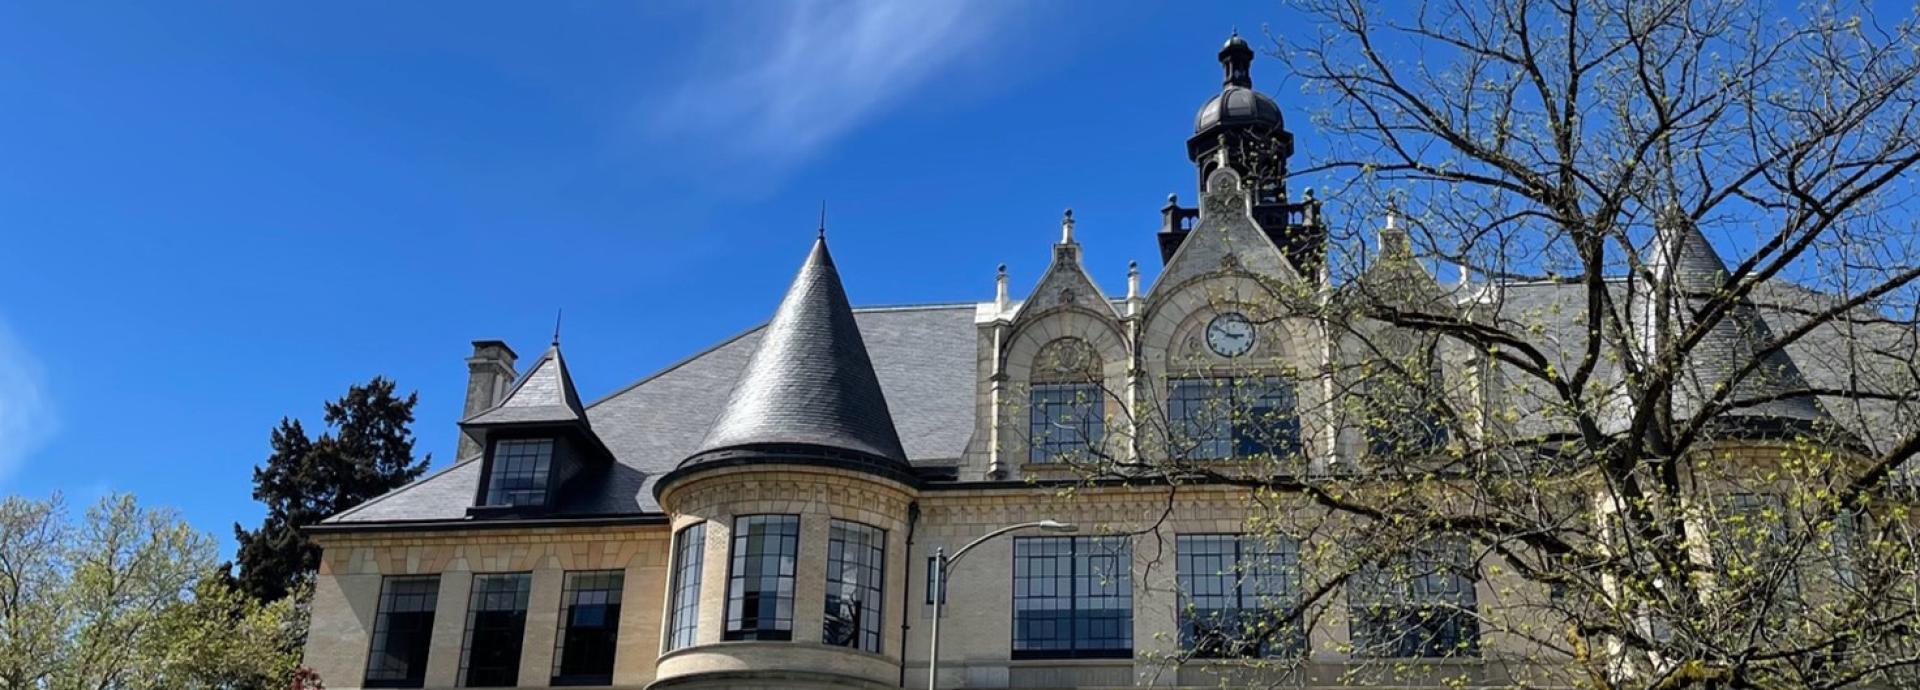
(652, 0), (1017, 165)
(0, 319), (54, 483)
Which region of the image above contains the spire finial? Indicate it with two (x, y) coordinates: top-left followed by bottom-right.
(1060, 208), (1076, 244)
(817, 200), (827, 239)
(551, 308), (564, 347)
(995, 263), (1010, 311)
(1219, 28), (1254, 88)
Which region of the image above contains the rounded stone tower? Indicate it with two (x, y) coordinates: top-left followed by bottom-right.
(650, 236), (916, 689)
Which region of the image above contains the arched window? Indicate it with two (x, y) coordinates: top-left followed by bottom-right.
(1028, 338), (1105, 464)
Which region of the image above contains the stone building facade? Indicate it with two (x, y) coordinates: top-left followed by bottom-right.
(302, 34), (1914, 690)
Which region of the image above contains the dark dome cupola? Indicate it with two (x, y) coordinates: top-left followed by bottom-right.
(1191, 33), (1286, 142)
(1162, 31), (1324, 276)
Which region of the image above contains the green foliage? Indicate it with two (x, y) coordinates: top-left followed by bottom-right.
(232, 376), (429, 602)
(0, 493), (303, 690)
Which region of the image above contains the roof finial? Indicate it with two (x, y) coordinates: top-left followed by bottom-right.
(1220, 27), (1254, 88)
(1126, 260), (1140, 300)
(551, 308), (564, 347)
(817, 200), (827, 239)
(995, 263), (1010, 312)
(1060, 208), (1075, 244)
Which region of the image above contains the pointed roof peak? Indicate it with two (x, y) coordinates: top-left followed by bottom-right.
(682, 236), (909, 470)
(462, 341), (587, 426)
(1641, 216), (1829, 433)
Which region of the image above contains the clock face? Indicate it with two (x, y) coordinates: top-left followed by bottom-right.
(1205, 312), (1256, 357)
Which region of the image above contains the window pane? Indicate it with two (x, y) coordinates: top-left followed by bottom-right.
(1349, 538), (1479, 659)
(1029, 383), (1104, 463)
(552, 570), (623, 685)
(1176, 534), (1304, 658)
(484, 439), (554, 507)
(824, 520), (886, 652)
(666, 523), (706, 652)
(925, 556), (947, 605)
(364, 576), (440, 687)
(1169, 377), (1298, 460)
(460, 573), (532, 687)
(726, 515), (800, 641)
(1012, 536), (1132, 659)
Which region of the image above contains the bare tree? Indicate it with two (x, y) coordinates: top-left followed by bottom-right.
(1008, 1), (1920, 688)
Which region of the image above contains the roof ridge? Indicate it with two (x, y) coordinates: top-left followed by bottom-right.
(584, 302), (977, 411)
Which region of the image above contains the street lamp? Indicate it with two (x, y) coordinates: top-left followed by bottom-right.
(927, 519), (1077, 690)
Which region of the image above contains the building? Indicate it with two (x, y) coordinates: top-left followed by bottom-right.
(301, 34), (1916, 690)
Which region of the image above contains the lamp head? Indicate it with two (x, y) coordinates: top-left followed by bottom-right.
(1037, 520), (1078, 533)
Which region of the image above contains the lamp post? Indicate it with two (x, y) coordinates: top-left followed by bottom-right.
(927, 519), (1077, 690)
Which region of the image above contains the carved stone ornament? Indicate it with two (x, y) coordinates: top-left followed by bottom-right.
(1202, 169), (1248, 216)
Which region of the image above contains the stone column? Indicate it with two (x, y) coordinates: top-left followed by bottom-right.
(424, 571), (474, 687)
(516, 566), (566, 687)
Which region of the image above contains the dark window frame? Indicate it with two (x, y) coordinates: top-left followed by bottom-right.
(550, 570), (624, 686)
(1348, 539), (1480, 659)
(1168, 376), (1300, 461)
(479, 437), (555, 507)
(459, 572), (533, 687)
(1176, 533), (1306, 659)
(924, 556), (946, 605)
(824, 519), (886, 652)
(1028, 382), (1105, 464)
(724, 514), (800, 641)
(1011, 535), (1133, 660)
(363, 575), (440, 689)
(665, 522), (706, 652)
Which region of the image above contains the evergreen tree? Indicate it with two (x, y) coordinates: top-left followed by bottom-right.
(233, 377), (429, 602)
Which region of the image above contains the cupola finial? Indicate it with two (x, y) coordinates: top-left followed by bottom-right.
(1219, 29), (1254, 88)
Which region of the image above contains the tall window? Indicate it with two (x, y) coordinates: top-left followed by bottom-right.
(551, 570), (623, 686)
(1714, 493), (1801, 608)
(1349, 539), (1479, 659)
(1362, 348), (1449, 457)
(666, 522), (706, 651)
(1029, 384), (1105, 463)
(459, 573), (532, 687)
(484, 439), (553, 506)
(364, 575), (440, 688)
(1029, 338), (1104, 464)
(925, 556), (947, 605)
(824, 520), (886, 652)
(1177, 534), (1305, 658)
(726, 515), (799, 641)
(1168, 376), (1299, 460)
(1013, 536), (1133, 659)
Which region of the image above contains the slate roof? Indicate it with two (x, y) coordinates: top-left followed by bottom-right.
(461, 344), (587, 426)
(1643, 220), (1827, 429)
(679, 237), (910, 470)
(321, 302), (977, 524)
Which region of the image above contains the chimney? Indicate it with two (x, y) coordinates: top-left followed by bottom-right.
(458, 339), (518, 459)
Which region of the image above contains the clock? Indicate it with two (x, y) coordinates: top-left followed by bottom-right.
(1205, 312), (1256, 357)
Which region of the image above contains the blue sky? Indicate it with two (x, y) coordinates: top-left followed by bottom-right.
(0, 2), (1313, 550)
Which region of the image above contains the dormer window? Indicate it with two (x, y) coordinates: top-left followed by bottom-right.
(484, 439), (553, 507)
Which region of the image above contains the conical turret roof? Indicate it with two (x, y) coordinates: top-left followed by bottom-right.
(680, 237), (909, 473)
(1644, 219), (1826, 434)
(462, 343), (588, 426)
